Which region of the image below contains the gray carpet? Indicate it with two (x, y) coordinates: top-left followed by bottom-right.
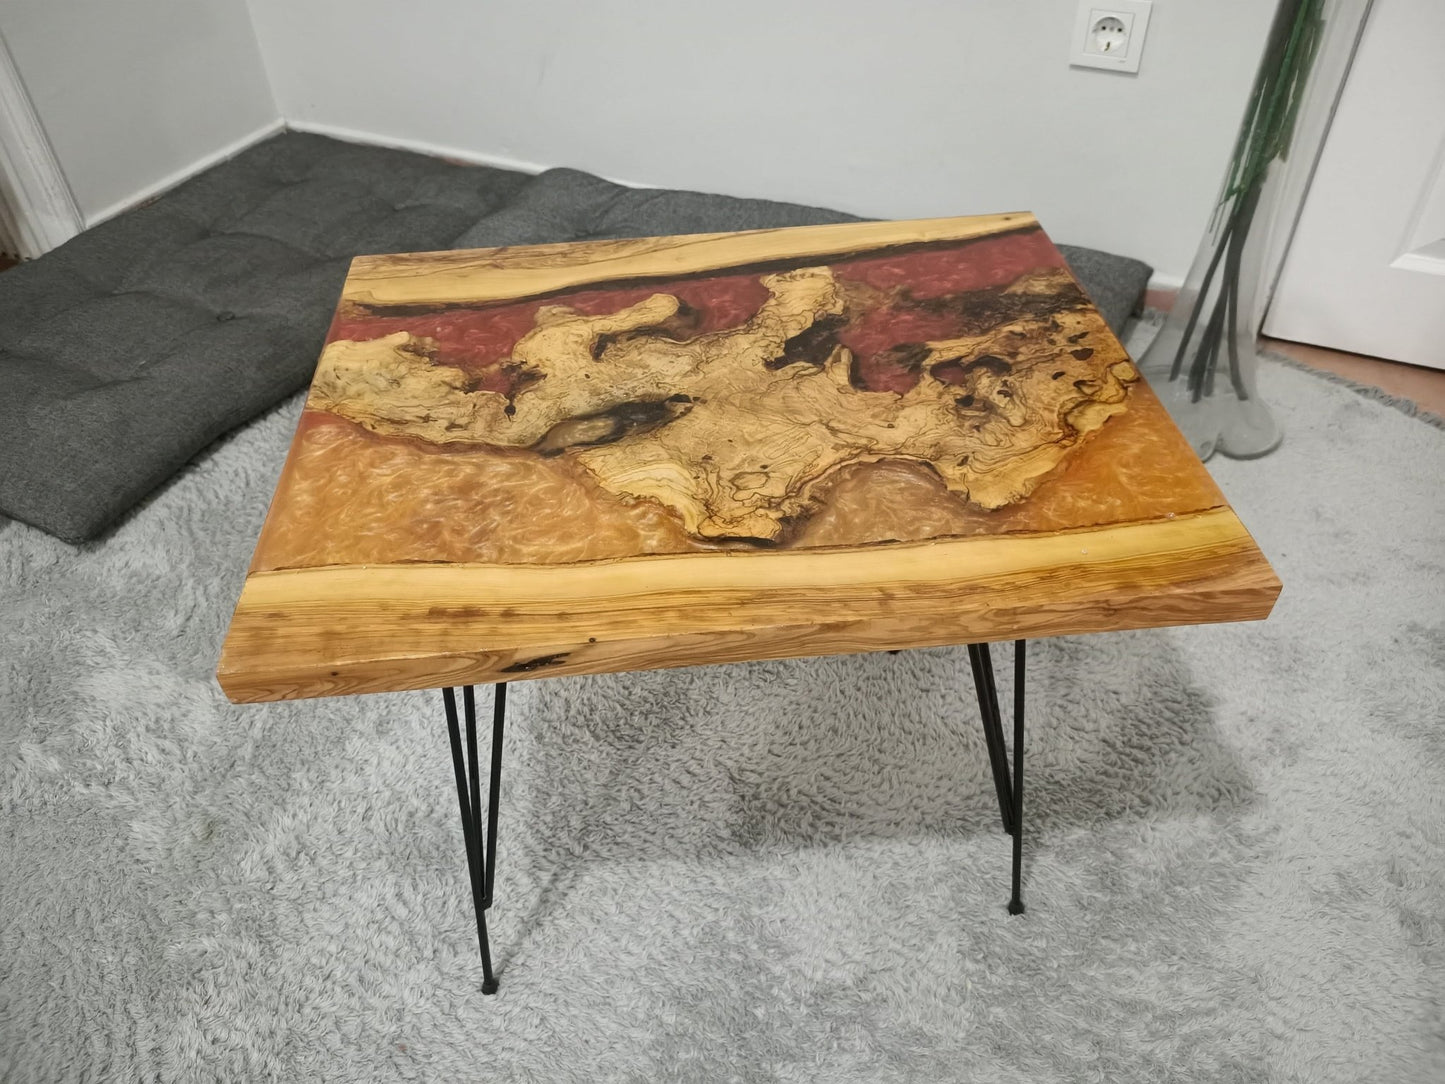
(1, 359), (1442, 1082)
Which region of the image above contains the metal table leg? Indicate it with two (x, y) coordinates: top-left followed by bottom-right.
(438, 644), (1027, 995)
(1009, 640), (1026, 915)
(968, 641), (1027, 914)
(442, 682), (507, 994)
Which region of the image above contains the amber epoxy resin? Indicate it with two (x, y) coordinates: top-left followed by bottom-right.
(220, 216), (1279, 701)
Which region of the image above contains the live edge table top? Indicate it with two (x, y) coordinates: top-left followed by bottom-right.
(217, 215), (1280, 703)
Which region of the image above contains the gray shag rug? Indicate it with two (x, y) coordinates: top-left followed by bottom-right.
(2, 359), (1442, 1082)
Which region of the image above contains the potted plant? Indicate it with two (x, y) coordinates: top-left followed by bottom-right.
(1142, 0), (1331, 460)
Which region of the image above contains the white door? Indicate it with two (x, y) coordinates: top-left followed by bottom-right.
(1264, 0), (1445, 370)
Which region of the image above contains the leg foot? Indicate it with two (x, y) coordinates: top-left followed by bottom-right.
(482, 977), (500, 995)
(1008, 898), (1026, 916)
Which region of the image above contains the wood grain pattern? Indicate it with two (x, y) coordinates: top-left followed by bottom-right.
(311, 266), (1135, 540)
(218, 215), (1280, 702)
(340, 214), (1034, 308)
(218, 508), (1278, 703)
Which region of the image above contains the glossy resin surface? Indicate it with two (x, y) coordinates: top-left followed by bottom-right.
(220, 216), (1279, 701)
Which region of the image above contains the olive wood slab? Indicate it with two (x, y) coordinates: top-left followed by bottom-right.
(218, 215), (1279, 702)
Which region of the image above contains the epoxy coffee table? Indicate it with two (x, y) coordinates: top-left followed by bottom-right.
(218, 214), (1280, 994)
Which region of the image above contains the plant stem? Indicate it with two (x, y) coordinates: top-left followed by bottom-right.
(1225, 266), (1243, 400)
(1190, 288), (1227, 403)
(1222, 181), (1263, 400)
(1179, 177), (1265, 400)
(1167, 0), (1324, 408)
(1170, 208), (1237, 383)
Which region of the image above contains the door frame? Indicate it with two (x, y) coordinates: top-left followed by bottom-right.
(0, 28), (83, 258)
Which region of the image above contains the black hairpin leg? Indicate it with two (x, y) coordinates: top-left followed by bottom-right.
(442, 682), (507, 994)
(968, 643), (1015, 837)
(967, 641), (1027, 915)
(1008, 641), (1025, 915)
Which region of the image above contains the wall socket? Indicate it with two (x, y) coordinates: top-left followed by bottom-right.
(1070, 0), (1152, 73)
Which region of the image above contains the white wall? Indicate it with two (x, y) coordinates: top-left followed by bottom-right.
(0, 0), (1280, 279)
(247, 0), (1277, 282)
(0, 0), (277, 224)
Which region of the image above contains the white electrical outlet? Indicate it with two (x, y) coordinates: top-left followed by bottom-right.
(1070, 0), (1152, 73)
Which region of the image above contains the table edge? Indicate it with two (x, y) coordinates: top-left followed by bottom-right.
(341, 213), (1042, 307)
(217, 508), (1281, 703)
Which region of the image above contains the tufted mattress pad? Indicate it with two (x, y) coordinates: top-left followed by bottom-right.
(0, 133), (1150, 543)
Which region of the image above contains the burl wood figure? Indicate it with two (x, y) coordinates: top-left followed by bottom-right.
(219, 215), (1279, 702)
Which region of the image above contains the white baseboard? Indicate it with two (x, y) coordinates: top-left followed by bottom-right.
(84, 117), (285, 228)
(285, 119), (555, 178)
(31, 107), (1196, 293)
(284, 118), (666, 190)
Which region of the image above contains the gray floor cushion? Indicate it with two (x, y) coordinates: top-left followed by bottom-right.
(0, 133), (1151, 544)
